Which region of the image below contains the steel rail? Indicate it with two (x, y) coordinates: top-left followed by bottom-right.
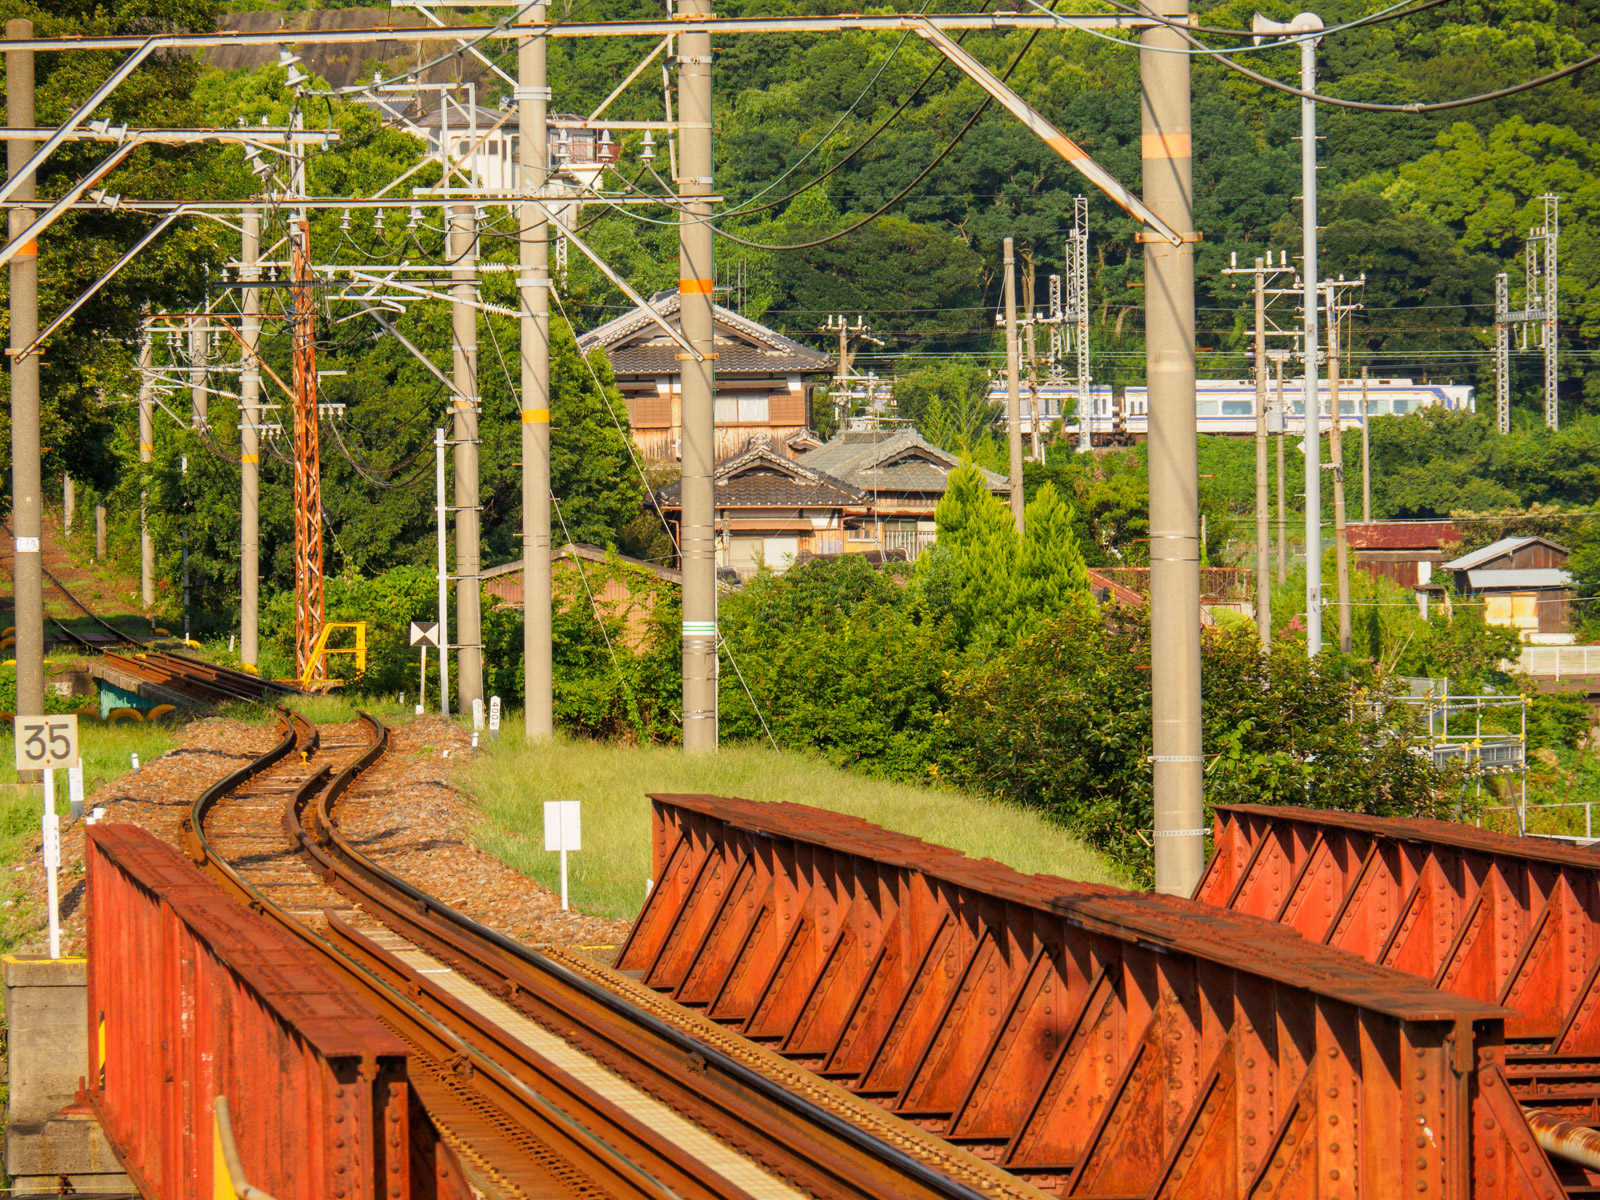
(0, 518), (150, 648)
(100, 650), (295, 705)
(300, 732), (1017, 1200)
(183, 710), (731, 1200)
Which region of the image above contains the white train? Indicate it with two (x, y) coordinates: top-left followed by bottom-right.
(993, 378), (1475, 439)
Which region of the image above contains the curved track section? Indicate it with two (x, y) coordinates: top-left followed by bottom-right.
(183, 708), (1041, 1200)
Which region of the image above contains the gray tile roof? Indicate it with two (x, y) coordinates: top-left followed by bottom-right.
(799, 429), (1007, 495)
(657, 443), (864, 509)
(580, 291), (833, 374)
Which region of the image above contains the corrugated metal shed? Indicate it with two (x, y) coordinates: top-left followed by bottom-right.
(1466, 567), (1574, 590)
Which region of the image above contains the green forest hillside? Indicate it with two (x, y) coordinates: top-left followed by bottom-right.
(0, 0), (1596, 612)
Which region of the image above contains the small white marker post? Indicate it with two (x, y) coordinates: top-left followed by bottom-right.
(68, 760), (85, 820)
(544, 800), (581, 911)
(489, 696), (501, 739)
(472, 697), (485, 731)
(14, 715), (78, 961)
(42, 770), (59, 960)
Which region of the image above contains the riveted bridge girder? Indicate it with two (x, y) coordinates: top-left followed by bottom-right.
(618, 794), (1567, 1199)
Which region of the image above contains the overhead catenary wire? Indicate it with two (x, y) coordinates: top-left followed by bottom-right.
(711, 18), (1050, 252)
(1065, 0), (1600, 110)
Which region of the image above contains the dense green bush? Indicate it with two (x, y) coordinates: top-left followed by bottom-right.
(937, 607), (1460, 883)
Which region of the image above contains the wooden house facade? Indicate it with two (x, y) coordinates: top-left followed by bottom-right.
(578, 292), (834, 464)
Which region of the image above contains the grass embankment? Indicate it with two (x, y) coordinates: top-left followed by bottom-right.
(0, 720), (182, 930)
(462, 733), (1123, 921)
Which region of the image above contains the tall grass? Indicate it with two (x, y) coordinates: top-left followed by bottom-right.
(462, 728), (1124, 921)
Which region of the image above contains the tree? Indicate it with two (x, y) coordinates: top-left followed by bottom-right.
(918, 465), (1018, 649)
(940, 608), (1460, 883)
(918, 466), (1093, 650)
(1013, 482), (1093, 639)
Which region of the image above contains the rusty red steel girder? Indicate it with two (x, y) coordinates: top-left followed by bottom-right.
(1200, 804), (1600, 1138)
(617, 793), (1570, 1199)
(290, 217), (325, 681)
(85, 823), (410, 1200)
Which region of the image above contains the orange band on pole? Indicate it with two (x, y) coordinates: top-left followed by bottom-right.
(15, 240), (36, 258)
(1141, 132), (1191, 160)
(242, 454), (259, 464)
(679, 278), (715, 294)
(522, 408), (550, 423)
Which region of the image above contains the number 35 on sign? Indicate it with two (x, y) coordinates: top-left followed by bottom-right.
(13, 715), (79, 771)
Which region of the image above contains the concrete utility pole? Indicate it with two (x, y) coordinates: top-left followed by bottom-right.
(1325, 280), (1350, 654)
(8, 17), (43, 734)
(1273, 354), (1288, 584)
(1142, 0), (1202, 897)
(189, 315), (208, 429)
(1252, 259), (1270, 648)
(240, 207), (261, 667)
(1256, 11), (1324, 657)
(1003, 237), (1025, 531)
(1360, 365), (1371, 523)
(1024, 320), (1042, 464)
(678, 0), (719, 752)
(138, 325), (154, 609)
(451, 205), (484, 712)
(519, 5), (554, 740)
(1224, 251), (1293, 648)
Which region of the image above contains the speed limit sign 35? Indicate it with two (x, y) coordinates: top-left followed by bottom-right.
(13, 715), (79, 771)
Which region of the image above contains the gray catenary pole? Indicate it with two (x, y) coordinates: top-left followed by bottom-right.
(1003, 237), (1024, 531)
(8, 18), (43, 745)
(240, 206), (261, 666)
(452, 205), (484, 711)
(679, 0), (719, 752)
(1143, 0), (1203, 896)
(520, 5), (554, 740)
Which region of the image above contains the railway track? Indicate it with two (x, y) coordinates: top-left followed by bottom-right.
(182, 707), (1041, 1200)
(101, 647), (300, 706)
(1, 517), (292, 706)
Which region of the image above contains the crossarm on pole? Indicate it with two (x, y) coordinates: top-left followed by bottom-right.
(541, 203), (704, 361)
(908, 19), (1186, 246)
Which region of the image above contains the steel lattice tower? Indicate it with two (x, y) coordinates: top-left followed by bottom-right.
(1070, 196), (1090, 451)
(1491, 194), (1560, 433)
(290, 218), (325, 680)
(1542, 193), (1559, 430)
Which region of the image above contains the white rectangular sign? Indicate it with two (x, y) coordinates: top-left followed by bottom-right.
(544, 800), (581, 852)
(489, 696), (502, 733)
(13, 715), (78, 772)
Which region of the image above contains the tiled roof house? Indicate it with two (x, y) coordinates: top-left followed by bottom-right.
(579, 292), (834, 464)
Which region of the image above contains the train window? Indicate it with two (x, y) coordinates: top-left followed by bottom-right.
(1288, 399), (1305, 416)
(1367, 399), (1389, 415)
(1221, 400), (1253, 416)
(1340, 399), (1359, 416)
(1392, 398), (1416, 415)
(1196, 400), (1219, 416)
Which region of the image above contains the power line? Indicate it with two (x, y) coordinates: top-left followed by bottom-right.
(714, 19), (1049, 252)
(1105, 0), (1600, 111)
